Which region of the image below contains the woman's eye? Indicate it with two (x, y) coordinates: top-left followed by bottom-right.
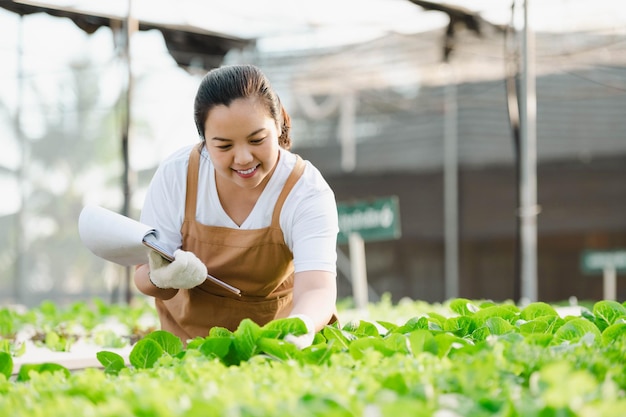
(217, 144), (232, 150)
(251, 137), (265, 144)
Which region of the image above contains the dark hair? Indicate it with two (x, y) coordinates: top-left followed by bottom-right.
(194, 64), (292, 150)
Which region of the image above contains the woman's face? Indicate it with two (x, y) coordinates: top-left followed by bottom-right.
(204, 97), (280, 191)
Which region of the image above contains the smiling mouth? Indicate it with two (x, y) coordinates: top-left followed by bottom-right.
(235, 164), (259, 176)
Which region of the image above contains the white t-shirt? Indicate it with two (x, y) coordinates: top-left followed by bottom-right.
(140, 144), (339, 274)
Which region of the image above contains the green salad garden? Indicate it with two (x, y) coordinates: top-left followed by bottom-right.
(1, 296), (625, 416)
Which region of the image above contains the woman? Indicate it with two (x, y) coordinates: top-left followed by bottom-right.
(134, 65), (339, 348)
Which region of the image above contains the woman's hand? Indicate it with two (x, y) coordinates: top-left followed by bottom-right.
(284, 314), (316, 349)
(147, 249), (207, 289)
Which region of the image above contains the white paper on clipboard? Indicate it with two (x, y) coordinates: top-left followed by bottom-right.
(78, 205), (241, 295)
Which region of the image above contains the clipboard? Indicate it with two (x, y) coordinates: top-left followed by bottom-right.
(78, 204), (241, 296)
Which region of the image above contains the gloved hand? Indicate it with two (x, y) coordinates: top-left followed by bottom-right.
(284, 314), (316, 349)
(147, 249), (207, 289)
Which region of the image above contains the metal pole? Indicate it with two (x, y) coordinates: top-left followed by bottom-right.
(14, 15), (26, 304)
(504, 1), (522, 302)
(336, 247), (379, 302)
(121, 0), (137, 304)
(339, 91), (356, 172)
(443, 63), (459, 300)
(519, 0), (538, 302)
(602, 265), (616, 301)
(348, 233), (369, 311)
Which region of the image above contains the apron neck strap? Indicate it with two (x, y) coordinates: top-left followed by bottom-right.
(185, 143), (203, 221)
(185, 146), (306, 226)
(271, 155), (305, 226)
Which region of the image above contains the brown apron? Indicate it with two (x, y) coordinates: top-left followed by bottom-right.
(155, 144), (305, 340)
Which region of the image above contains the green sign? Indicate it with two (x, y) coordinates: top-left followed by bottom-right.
(581, 249), (626, 274)
(337, 196), (401, 244)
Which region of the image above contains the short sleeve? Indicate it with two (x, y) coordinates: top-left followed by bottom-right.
(139, 151), (189, 256)
(282, 162), (339, 274)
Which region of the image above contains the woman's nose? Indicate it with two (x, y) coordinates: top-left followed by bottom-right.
(233, 145), (253, 165)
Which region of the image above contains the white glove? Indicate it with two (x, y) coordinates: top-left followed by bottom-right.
(147, 249), (207, 289)
(284, 314), (316, 349)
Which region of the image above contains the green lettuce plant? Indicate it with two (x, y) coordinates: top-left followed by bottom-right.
(1, 298), (625, 417)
